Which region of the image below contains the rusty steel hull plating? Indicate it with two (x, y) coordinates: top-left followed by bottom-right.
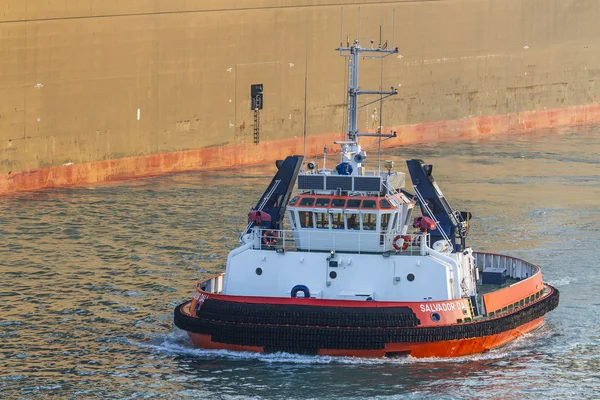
(2, 1), (600, 193)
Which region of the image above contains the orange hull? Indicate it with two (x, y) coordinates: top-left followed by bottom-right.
(175, 278), (558, 358)
(186, 316), (544, 358)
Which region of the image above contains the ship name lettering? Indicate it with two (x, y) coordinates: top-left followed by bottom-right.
(420, 302), (467, 313)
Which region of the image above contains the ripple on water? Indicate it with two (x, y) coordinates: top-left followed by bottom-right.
(1, 127), (600, 399)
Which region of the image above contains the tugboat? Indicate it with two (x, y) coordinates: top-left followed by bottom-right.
(174, 39), (559, 358)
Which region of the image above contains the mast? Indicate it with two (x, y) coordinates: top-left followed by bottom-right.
(336, 40), (398, 144)
(335, 39), (399, 174)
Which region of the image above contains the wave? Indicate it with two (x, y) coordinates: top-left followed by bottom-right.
(136, 327), (548, 367)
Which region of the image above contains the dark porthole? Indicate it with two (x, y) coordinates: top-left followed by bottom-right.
(255, 268), (263, 276)
(431, 313), (441, 322)
(407, 273), (415, 282)
(329, 271), (337, 279)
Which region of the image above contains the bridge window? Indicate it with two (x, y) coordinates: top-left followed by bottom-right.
(315, 212), (329, 229)
(331, 213), (345, 229)
(331, 199), (346, 207)
(380, 199), (392, 209)
(298, 211), (314, 228)
(380, 213), (392, 244)
(362, 213), (377, 230)
(346, 213), (360, 230)
(299, 197), (315, 206)
(347, 199), (361, 208)
(289, 196), (299, 205)
(381, 213), (392, 233)
(289, 211), (297, 229)
(404, 208), (414, 229)
(316, 198), (330, 207)
(390, 212), (398, 232)
(362, 200), (377, 209)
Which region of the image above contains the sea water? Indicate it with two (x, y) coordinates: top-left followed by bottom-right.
(1, 124), (599, 399)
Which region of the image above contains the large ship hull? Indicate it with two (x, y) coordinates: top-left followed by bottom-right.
(2, 1), (600, 193)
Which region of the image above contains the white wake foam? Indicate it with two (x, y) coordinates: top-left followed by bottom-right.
(136, 327), (548, 366)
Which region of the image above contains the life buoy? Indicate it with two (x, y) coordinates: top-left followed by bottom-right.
(393, 235), (411, 251)
(262, 230), (277, 246)
(291, 285), (311, 299)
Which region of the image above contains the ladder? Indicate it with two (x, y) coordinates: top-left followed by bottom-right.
(346, 57), (354, 135)
(253, 107), (260, 144)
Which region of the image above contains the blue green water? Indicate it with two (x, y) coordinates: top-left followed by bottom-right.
(1, 124), (599, 399)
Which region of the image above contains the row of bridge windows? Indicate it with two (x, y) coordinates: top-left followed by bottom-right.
(291, 197), (393, 209)
(290, 211), (397, 232)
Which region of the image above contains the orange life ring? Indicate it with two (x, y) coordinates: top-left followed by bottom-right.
(262, 230), (277, 246)
(393, 235), (411, 251)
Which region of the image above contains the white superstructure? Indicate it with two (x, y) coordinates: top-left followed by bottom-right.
(222, 38), (478, 304)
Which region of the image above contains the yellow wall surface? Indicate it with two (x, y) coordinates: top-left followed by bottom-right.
(1, 0), (599, 173)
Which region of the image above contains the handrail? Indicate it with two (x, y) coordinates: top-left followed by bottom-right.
(472, 252), (543, 315)
(239, 179), (282, 243)
(252, 228), (429, 255)
(413, 185), (454, 253)
(381, 180), (402, 208)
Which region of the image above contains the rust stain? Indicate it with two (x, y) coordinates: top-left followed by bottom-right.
(2, 102), (600, 194)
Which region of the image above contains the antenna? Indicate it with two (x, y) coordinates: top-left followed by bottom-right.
(378, 47), (384, 175)
(340, 7), (344, 48)
(357, 7), (361, 44)
(302, 28), (309, 173)
(365, 16), (368, 48)
(392, 9), (396, 50)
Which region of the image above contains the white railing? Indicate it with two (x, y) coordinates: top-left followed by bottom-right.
(238, 179), (282, 243)
(413, 185), (454, 253)
(381, 180), (402, 207)
(472, 252), (539, 280)
(199, 274), (225, 294)
(252, 228), (430, 255)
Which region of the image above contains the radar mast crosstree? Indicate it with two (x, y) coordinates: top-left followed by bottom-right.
(335, 38), (399, 172)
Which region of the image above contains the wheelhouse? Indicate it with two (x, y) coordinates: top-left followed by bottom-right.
(287, 193), (415, 252)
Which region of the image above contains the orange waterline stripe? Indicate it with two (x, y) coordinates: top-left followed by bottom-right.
(1, 102), (599, 194)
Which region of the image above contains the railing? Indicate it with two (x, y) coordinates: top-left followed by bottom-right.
(199, 273), (225, 294)
(238, 179), (281, 243)
(473, 252), (544, 316)
(472, 252), (538, 280)
(251, 228), (430, 255)
(381, 180), (402, 207)
(413, 185), (455, 253)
